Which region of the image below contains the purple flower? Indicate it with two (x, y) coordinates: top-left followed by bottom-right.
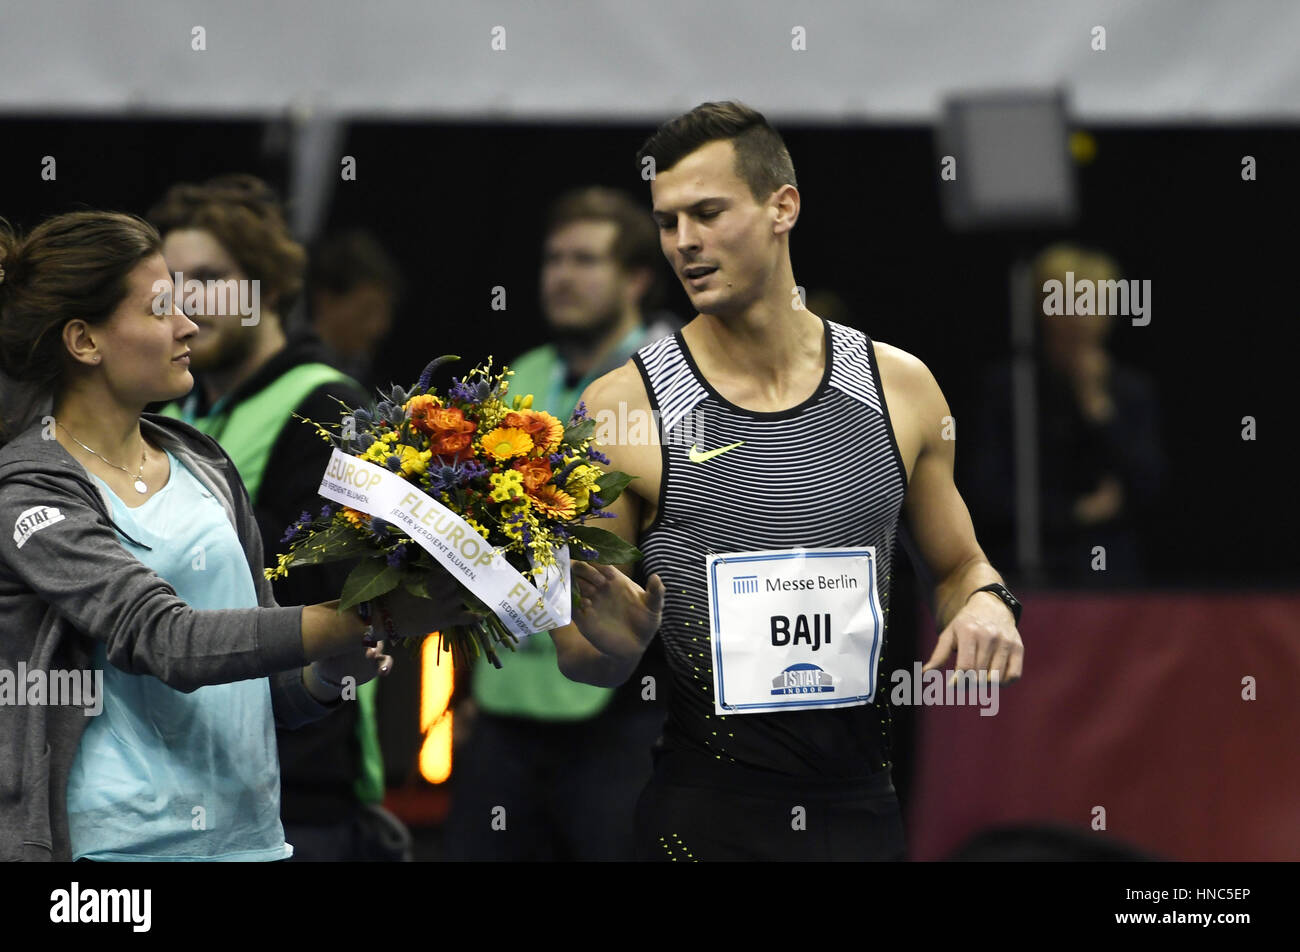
(449, 376), (490, 403)
(554, 458), (582, 489)
(417, 355), (458, 393)
(319, 503), (334, 520)
(571, 401), (588, 422)
(429, 458), (489, 493)
(548, 452), (565, 466)
(280, 511), (312, 543)
(586, 448), (610, 465)
(385, 454), (403, 472)
(448, 378), (475, 402)
(386, 544), (408, 568)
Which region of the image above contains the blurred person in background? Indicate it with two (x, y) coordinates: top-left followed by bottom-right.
(148, 176), (409, 859)
(443, 186), (677, 861)
(967, 244), (1166, 586)
(307, 229), (402, 394)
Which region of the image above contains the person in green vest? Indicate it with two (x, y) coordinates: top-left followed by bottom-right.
(148, 175), (407, 860)
(444, 186), (679, 860)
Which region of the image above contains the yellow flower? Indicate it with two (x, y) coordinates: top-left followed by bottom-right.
(265, 551), (294, 580)
(499, 500), (534, 541)
(465, 517), (491, 540)
(489, 470), (526, 502)
(477, 398), (508, 432)
(567, 463), (599, 492)
(480, 427), (534, 460)
(392, 443), (433, 477)
(362, 441), (389, 464)
(570, 487), (590, 513)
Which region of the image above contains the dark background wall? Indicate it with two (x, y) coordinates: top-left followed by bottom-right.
(1, 118), (1294, 588)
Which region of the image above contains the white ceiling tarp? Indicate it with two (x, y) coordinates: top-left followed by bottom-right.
(1, 0), (1296, 121)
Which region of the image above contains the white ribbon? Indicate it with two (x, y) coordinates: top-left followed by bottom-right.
(316, 448), (571, 639)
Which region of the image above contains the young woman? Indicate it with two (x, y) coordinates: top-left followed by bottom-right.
(0, 210), (472, 861)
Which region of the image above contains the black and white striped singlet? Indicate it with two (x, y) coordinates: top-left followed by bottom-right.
(633, 319), (909, 780)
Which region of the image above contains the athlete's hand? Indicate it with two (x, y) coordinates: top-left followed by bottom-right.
(570, 561), (665, 660)
(922, 592), (1023, 686)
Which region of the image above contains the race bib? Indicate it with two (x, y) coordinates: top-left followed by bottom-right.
(706, 547), (884, 715)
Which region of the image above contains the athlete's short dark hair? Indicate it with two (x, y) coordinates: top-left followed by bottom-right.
(635, 101), (797, 203)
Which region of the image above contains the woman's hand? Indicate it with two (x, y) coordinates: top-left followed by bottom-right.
(307, 641), (392, 702)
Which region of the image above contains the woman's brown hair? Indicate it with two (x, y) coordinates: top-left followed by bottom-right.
(0, 211), (163, 443)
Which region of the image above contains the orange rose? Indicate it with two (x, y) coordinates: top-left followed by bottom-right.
(425, 406), (476, 438)
(513, 457), (553, 494)
(406, 394), (442, 434)
(432, 433), (473, 456)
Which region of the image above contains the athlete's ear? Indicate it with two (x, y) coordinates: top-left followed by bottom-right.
(771, 184), (800, 235)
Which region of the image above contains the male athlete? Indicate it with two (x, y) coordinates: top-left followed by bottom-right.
(550, 101), (1024, 861)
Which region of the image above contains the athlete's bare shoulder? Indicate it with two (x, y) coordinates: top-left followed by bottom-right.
(871, 340), (951, 482)
(580, 358), (650, 417)
(577, 358), (661, 508)
(872, 340), (943, 405)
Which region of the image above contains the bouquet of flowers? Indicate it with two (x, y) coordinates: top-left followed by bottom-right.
(266, 355), (639, 669)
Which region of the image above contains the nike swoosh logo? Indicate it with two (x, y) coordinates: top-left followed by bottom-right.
(688, 441), (745, 463)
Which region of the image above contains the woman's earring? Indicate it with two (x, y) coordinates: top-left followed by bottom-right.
(93, 356), (101, 363)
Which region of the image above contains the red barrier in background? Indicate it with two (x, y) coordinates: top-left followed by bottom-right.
(907, 591), (1300, 861)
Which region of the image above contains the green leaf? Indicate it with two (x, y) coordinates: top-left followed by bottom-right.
(593, 470), (635, 507)
(401, 572), (430, 599)
(339, 559), (403, 611)
(563, 418), (597, 445)
(565, 524), (643, 565)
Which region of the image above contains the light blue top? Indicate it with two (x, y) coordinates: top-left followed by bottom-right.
(67, 448), (291, 861)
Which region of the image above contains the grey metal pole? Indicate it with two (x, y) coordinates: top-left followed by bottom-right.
(1010, 256), (1044, 586)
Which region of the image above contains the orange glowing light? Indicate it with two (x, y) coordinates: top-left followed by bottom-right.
(419, 634), (455, 784)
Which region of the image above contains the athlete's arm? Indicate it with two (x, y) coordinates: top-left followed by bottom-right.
(883, 346), (1025, 684)
(549, 363), (665, 687)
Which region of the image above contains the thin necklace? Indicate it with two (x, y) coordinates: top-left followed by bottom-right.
(58, 422), (149, 494)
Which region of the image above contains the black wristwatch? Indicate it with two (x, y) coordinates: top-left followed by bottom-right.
(968, 583), (1022, 626)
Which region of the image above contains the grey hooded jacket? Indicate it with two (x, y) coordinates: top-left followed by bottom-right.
(0, 413), (339, 861)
